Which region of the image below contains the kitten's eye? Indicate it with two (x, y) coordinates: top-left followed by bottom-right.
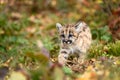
(69, 34), (73, 37)
(60, 34), (65, 38)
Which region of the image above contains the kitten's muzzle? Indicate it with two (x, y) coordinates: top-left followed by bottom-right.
(63, 40), (72, 44)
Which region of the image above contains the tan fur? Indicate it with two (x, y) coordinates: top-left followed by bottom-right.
(56, 21), (92, 65)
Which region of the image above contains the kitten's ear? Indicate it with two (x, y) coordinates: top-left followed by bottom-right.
(75, 22), (86, 32)
(56, 23), (63, 31)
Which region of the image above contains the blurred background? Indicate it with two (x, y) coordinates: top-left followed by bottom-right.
(0, 0), (120, 80)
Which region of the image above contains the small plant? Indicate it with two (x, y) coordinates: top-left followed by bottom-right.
(88, 40), (120, 58)
(92, 26), (113, 43)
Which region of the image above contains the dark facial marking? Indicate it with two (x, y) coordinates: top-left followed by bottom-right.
(61, 51), (67, 54)
(83, 26), (87, 31)
(60, 34), (65, 38)
(61, 30), (64, 33)
(68, 34), (73, 38)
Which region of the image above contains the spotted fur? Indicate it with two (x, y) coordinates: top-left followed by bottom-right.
(56, 21), (92, 65)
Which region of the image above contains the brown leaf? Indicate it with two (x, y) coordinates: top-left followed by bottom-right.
(11, 12), (22, 20)
(112, 8), (120, 16)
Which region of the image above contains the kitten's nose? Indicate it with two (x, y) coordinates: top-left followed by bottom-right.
(63, 40), (72, 44)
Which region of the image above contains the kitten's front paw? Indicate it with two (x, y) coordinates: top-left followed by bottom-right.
(58, 54), (68, 65)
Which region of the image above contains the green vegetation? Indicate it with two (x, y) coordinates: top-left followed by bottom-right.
(0, 0), (120, 80)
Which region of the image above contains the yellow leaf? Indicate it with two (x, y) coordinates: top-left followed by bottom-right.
(8, 71), (27, 80)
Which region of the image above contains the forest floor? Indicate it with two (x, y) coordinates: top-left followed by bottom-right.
(0, 0), (120, 80)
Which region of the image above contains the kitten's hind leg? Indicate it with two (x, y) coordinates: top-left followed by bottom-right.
(78, 53), (86, 64)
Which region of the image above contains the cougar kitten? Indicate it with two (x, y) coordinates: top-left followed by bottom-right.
(56, 21), (92, 65)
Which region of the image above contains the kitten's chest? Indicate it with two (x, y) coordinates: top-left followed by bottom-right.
(68, 45), (80, 54)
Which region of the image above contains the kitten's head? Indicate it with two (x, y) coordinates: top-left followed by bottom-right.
(56, 22), (87, 45)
